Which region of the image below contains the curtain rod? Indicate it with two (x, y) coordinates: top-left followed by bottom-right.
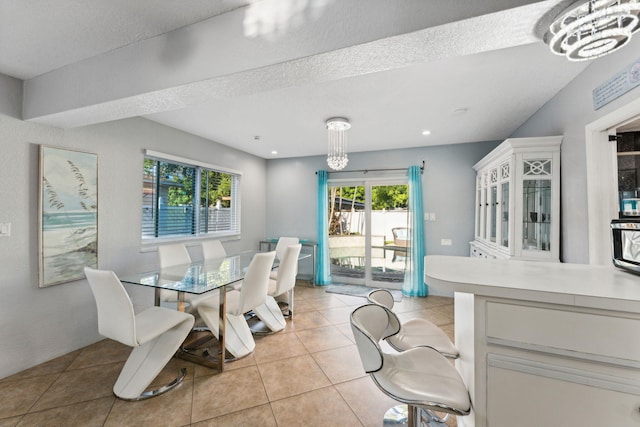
(316, 160), (424, 175)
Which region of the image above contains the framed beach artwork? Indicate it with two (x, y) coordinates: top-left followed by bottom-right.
(38, 146), (98, 287)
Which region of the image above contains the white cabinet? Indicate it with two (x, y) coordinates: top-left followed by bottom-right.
(424, 256), (640, 427)
(481, 299), (640, 427)
(471, 136), (562, 261)
(487, 359), (640, 427)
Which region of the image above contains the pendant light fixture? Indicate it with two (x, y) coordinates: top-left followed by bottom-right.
(326, 117), (350, 170)
(546, 0), (640, 61)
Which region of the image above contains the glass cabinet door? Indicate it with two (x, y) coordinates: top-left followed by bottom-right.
(476, 188), (482, 238)
(490, 185), (497, 243)
(482, 187), (487, 239)
(522, 179), (551, 251)
(500, 182), (509, 248)
(481, 181), (487, 240)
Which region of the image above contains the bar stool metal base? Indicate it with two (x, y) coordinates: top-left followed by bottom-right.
(383, 404), (410, 426)
(382, 405), (449, 427)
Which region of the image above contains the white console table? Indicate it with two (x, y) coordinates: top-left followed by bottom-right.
(424, 255), (640, 427)
(259, 239), (316, 285)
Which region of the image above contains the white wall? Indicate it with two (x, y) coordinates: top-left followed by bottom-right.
(336, 211), (409, 241)
(265, 141), (500, 264)
(0, 104), (267, 378)
(511, 35), (640, 264)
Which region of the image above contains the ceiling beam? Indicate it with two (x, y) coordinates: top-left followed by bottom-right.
(23, 0), (552, 128)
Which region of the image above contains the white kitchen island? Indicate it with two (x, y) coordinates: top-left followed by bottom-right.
(424, 255), (640, 427)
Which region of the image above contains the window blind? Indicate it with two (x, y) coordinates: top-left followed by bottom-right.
(142, 154), (240, 240)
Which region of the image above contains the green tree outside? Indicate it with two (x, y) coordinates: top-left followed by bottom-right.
(329, 184), (408, 235)
(144, 159), (232, 207)
(331, 185), (407, 210)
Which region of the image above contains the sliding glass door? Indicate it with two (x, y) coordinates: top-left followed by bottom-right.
(327, 179), (408, 286)
(328, 183), (366, 282)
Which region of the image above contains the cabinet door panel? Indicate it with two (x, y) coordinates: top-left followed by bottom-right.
(486, 302), (640, 361)
(488, 366), (640, 427)
(522, 178), (552, 252)
(500, 181), (509, 248)
(481, 186), (487, 240)
(490, 185), (497, 243)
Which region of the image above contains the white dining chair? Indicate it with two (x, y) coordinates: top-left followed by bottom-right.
(157, 243), (192, 305)
(197, 251), (276, 359)
(251, 243), (302, 333)
(84, 267), (194, 400)
(202, 239), (226, 260)
(158, 242), (191, 267)
(351, 303), (470, 426)
(156, 242), (216, 327)
(269, 237), (299, 280)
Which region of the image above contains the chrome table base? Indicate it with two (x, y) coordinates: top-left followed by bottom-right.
(178, 330), (235, 369)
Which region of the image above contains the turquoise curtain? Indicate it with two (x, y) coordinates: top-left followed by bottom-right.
(315, 170), (332, 285)
(403, 165), (427, 296)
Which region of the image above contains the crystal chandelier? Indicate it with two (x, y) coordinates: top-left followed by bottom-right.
(546, 0), (640, 61)
(326, 117), (350, 170)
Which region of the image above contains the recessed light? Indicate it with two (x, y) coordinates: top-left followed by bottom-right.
(254, 136), (261, 141)
(271, 150), (278, 155)
(422, 130), (431, 136)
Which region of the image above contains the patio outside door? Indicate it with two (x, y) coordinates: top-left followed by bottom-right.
(327, 179), (408, 287)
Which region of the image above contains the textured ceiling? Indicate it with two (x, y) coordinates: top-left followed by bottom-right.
(0, 0), (255, 79)
(1, 0), (593, 159)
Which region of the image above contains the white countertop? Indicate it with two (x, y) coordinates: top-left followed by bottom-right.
(424, 255), (640, 313)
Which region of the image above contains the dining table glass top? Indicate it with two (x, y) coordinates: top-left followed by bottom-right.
(120, 251), (276, 295)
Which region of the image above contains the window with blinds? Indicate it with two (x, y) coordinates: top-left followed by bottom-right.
(142, 153), (240, 240)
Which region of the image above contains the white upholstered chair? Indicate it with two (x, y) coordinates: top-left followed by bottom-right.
(269, 237), (299, 280)
(367, 288), (459, 359)
(84, 267), (194, 400)
(157, 243), (192, 305)
(202, 239), (226, 260)
(157, 243), (213, 312)
(158, 242), (191, 267)
(200, 239), (236, 292)
(350, 303), (470, 427)
(251, 243), (302, 333)
(197, 251), (276, 359)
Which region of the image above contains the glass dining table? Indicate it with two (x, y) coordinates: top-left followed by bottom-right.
(120, 251), (274, 372)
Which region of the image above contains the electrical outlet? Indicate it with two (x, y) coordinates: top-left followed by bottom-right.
(441, 238), (452, 246)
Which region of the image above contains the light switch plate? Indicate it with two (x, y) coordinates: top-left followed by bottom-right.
(0, 223), (11, 237)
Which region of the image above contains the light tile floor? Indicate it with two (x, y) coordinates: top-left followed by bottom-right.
(0, 285), (458, 427)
